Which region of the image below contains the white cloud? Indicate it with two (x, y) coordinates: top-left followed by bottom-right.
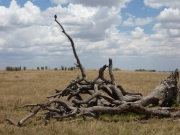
(149, 33), (165, 41)
(41, 3), (122, 41)
(131, 27), (145, 38)
(67, 4), (96, 18)
(51, 0), (131, 8)
(135, 17), (153, 26)
(153, 8), (180, 38)
(0, 0), (41, 31)
(51, 0), (69, 5)
(122, 17), (134, 26)
(63, 5), (122, 41)
(0, 38), (5, 46)
(157, 8), (180, 21)
(166, 29), (180, 37)
(123, 17), (153, 26)
(144, 0), (180, 8)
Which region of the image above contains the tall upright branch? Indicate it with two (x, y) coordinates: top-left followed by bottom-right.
(54, 15), (86, 78)
(108, 58), (115, 84)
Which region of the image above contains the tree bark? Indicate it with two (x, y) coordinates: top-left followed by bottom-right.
(176, 81), (180, 104)
(54, 15), (86, 79)
(135, 78), (176, 107)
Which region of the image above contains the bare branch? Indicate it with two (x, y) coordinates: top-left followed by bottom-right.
(54, 15), (86, 79)
(108, 58), (115, 84)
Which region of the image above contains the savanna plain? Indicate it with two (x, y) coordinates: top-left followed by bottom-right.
(0, 69), (180, 135)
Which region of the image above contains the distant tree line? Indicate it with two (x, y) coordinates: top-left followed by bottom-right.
(6, 66), (78, 71)
(135, 69), (156, 72)
(37, 66), (48, 70)
(6, 66), (26, 71)
(5, 66), (157, 72)
(37, 66), (77, 71)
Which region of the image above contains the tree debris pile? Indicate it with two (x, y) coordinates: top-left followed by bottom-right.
(6, 15), (180, 127)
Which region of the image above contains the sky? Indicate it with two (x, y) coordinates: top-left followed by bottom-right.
(0, 0), (180, 71)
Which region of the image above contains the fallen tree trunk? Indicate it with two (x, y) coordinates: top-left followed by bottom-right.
(6, 15), (180, 127)
(79, 103), (180, 118)
(135, 78), (176, 107)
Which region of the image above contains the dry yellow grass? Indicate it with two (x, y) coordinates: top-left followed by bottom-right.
(0, 70), (179, 135)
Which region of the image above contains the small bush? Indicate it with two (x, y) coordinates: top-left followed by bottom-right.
(6, 66), (21, 71)
(135, 69), (156, 72)
(6, 66), (11, 71)
(70, 67), (73, 70)
(61, 66), (64, 70)
(23, 67), (26, 70)
(113, 68), (121, 71)
(148, 70), (156, 72)
(135, 69), (146, 72)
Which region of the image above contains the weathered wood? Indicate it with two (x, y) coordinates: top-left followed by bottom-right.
(117, 85), (142, 96)
(176, 81), (180, 104)
(54, 15), (86, 79)
(108, 58), (115, 84)
(6, 106), (41, 127)
(79, 103), (180, 117)
(99, 65), (109, 83)
(6, 15), (180, 127)
(135, 78), (176, 107)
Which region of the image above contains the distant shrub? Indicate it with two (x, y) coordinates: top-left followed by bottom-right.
(37, 67), (40, 70)
(148, 70), (156, 72)
(135, 69), (156, 72)
(60, 66), (76, 71)
(6, 66), (9, 71)
(23, 67), (26, 70)
(113, 68), (121, 71)
(41, 67), (44, 70)
(61, 66), (64, 70)
(70, 67), (73, 70)
(6, 66), (21, 71)
(54, 68), (58, 70)
(15, 67), (18, 71)
(45, 66), (48, 70)
(6, 66), (12, 71)
(136, 69), (145, 71)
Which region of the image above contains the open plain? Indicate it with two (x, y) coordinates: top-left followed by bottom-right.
(0, 69), (180, 135)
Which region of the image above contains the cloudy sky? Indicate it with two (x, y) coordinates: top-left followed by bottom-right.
(0, 0), (180, 71)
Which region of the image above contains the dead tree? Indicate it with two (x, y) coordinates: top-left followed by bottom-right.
(6, 15), (180, 127)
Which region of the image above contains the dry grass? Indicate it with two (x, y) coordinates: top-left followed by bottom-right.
(0, 70), (179, 135)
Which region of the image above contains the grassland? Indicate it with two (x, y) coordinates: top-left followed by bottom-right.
(0, 70), (180, 135)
